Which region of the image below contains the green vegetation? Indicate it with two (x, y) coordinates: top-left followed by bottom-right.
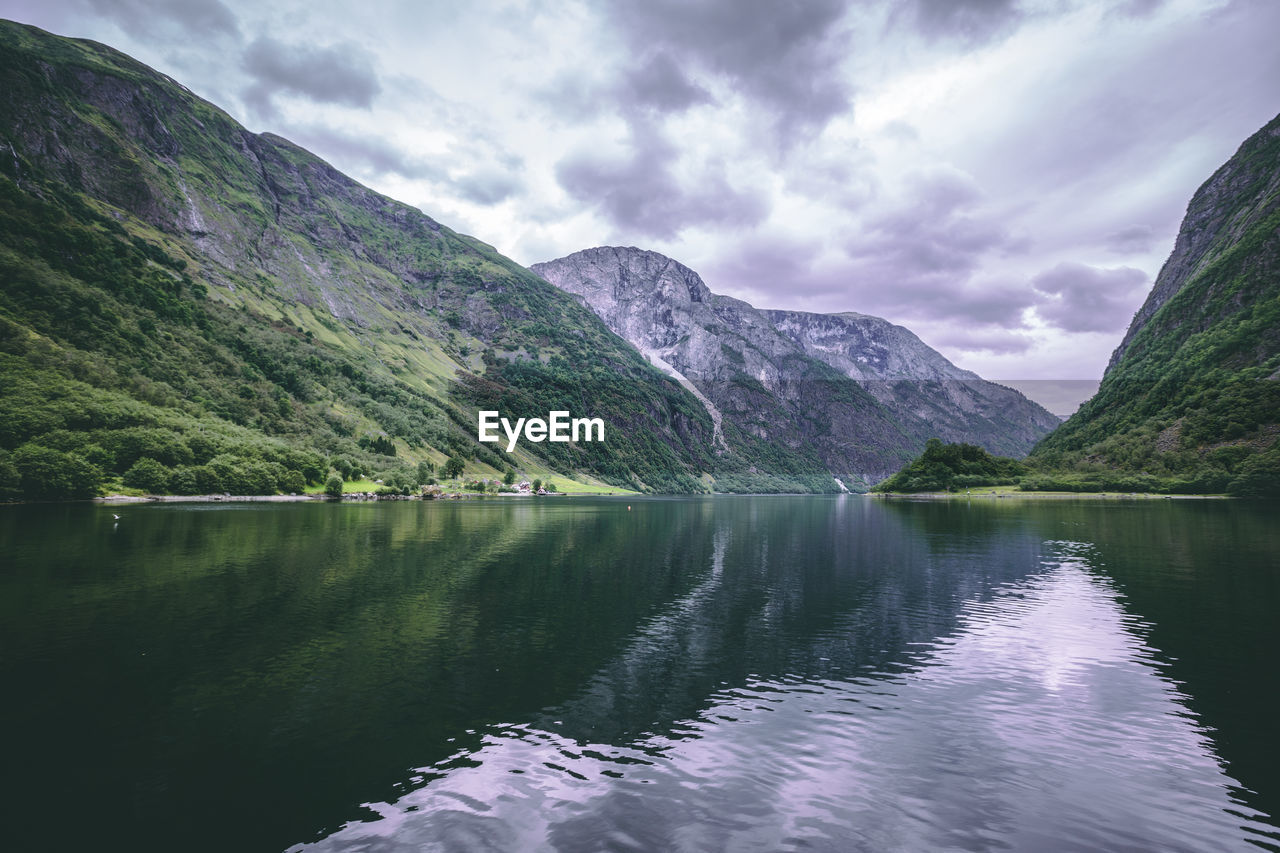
(1028, 113), (1280, 498)
(872, 439), (1025, 493)
(0, 21), (837, 500)
(324, 475), (343, 498)
(442, 456), (466, 480)
(875, 436), (1280, 497)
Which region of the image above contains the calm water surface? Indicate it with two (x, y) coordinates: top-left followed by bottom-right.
(2, 496), (1278, 852)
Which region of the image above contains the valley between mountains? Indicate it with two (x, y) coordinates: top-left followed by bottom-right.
(0, 19), (1276, 500)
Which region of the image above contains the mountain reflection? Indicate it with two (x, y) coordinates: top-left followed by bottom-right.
(5, 498), (1276, 852)
(293, 538), (1271, 853)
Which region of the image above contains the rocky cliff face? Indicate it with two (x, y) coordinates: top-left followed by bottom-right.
(767, 309), (1060, 454)
(533, 247), (1057, 484)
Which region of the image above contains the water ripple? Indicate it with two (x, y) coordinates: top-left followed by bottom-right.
(291, 547), (1273, 852)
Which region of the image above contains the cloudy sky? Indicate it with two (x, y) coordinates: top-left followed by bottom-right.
(4, 0), (1278, 393)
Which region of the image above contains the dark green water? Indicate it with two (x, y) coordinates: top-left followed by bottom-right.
(1, 496), (1277, 852)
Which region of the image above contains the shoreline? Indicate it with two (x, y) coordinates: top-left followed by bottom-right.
(870, 491), (1229, 500)
(2, 490), (1235, 507)
(89, 491), (589, 504)
(95, 493), (326, 504)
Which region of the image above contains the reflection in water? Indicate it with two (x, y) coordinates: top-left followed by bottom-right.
(4, 497), (1278, 852)
(293, 541), (1271, 853)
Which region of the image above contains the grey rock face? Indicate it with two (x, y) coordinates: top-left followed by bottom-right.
(766, 309), (1060, 454)
(533, 247), (1057, 483)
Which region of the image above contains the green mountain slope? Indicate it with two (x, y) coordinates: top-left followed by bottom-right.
(1031, 111), (1280, 496)
(0, 20), (759, 497)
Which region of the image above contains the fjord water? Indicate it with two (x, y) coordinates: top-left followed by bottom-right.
(2, 498), (1277, 852)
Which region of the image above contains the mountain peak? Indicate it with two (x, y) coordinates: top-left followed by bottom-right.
(538, 246), (716, 307)
(534, 246), (1057, 484)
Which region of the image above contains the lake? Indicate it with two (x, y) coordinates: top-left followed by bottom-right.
(2, 496), (1277, 852)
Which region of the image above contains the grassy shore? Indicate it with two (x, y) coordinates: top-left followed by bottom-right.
(871, 485), (1227, 500)
(297, 477), (639, 497)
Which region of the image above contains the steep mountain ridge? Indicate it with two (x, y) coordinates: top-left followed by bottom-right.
(1032, 111), (1280, 495)
(1107, 113), (1280, 371)
(534, 246), (917, 486)
(532, 246), (1057, 485)
(764, 308), (1059, 454)
(0, 20), (734, 495)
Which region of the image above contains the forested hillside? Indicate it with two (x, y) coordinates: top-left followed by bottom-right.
(0, 20), (759, 498)
(1030, 111), (1280, 496)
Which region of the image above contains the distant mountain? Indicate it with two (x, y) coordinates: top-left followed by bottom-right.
(763, 309), (1059, 453)
(1032, 111), (1280, 495)
(532, 247), (1058, 487)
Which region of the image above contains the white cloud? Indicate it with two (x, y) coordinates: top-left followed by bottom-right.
(2, 0), (1277, 381)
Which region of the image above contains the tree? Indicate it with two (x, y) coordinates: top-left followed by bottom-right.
(1227, 449), (1280, 497)
(359, 434), (396, 456)
(12, 444), (100, 500)
(123, 457), (170, 494)
(324, 474), (344, 498)
(0, 451), (22, 501)
(280, 470), (307, 494)
(532, 478), (542, 492)
(503, 468), (516, 486)
(545, 481), (556, 492)
(443, 455), (466, 479)
(167, 467), (200, 495)
(190, 465), (223, 494)
(416, 460), (435, 483)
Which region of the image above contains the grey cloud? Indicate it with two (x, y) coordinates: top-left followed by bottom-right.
(781, 140), (878, 210)
(709, 234), (1034, 330)
(1104, 224), (1157, 254)
(1109, 0), (1168, 18)
(851, 170), (1020, 310)
(716, 169), (1038, 327)
(1032, 262), (1148, 332)
(905, 0), (1022, 43)
(941, 280), (1037, 326)
(605, 0), (852, 137)
(927, 324), (1034, 355)
(85, 0), (238, 37)
(555, 124), (767, 239)
(290, 126), (440, 180)
(881, 120), (921, 143)
(242, 36), (381, 114)
(704, 234), (826, 296)
(620, 51), (713, 113)
(290, 126), (523, 207)
(453, 168), (524, 205)
(961, 1), (1280, 216)
(534, 74), (608, 123)
(900, 165), (983, 216)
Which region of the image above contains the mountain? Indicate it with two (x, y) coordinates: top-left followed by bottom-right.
(531, 247), (1058, 487)
(762, 309), (1059, 453)
(0, 20), (740, 497)
(1031, 111), (1280, 495)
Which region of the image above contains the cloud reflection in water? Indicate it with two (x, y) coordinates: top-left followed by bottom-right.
(290, 543), (1271, 853)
